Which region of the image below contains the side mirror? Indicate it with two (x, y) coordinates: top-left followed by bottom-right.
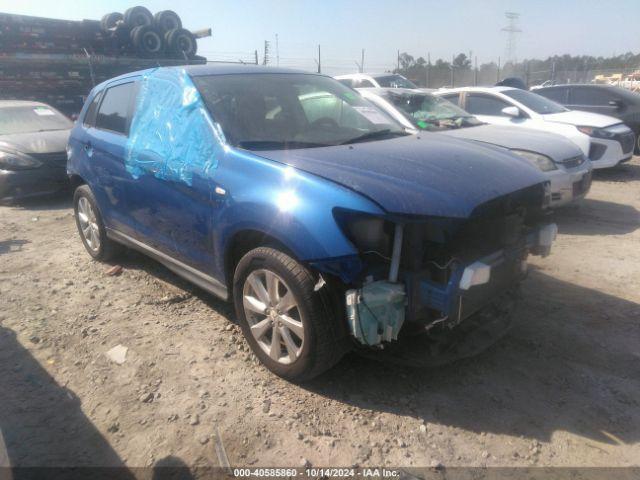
(501, 106), (522, 118)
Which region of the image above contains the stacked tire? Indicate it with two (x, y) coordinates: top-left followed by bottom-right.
(100, 6), (197, 59)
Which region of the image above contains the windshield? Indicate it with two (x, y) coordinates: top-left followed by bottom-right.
(0, 105), (72, 135)
(502, 89), (568, 114)
(192, 73), (406, 150)
(374, 75), (417, 89)
(384, 91), (482, 130)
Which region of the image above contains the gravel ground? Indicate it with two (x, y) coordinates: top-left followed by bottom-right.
(0, 158), (639, 470)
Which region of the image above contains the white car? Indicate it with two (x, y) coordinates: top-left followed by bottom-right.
(358, 87), (592, 207)
(435, 86), (636, 169)
(335, 73), (418, 89)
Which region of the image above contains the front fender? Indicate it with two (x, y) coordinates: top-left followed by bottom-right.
(211, 148), (385, 281)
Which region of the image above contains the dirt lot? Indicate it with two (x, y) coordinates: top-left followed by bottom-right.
(1, 158), (639, 471)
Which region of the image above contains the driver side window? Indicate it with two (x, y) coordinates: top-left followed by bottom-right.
(466, 94), (511, 116)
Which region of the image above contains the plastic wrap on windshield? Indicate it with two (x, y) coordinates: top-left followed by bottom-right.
(125, 68), (223, 185)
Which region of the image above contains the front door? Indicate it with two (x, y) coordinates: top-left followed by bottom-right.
(464, 93), (530, 128)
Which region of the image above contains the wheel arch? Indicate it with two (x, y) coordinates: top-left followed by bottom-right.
(68, 174), (86, 192)
(223, 228), (299, 293)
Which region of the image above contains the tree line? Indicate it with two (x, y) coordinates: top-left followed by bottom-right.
(393, 51), (640, 87)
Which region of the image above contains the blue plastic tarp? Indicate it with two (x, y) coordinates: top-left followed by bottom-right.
(125, 68), (222, 185)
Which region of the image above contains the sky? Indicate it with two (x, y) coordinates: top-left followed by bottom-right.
(1, 0), (639, 74)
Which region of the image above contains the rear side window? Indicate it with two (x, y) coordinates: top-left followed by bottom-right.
(539, 87), (568, 104)
(570, 87), (619, 106)
(466, 94), (511, 116)
(83, 91), (102, 127)
(95, 82), (137, 135)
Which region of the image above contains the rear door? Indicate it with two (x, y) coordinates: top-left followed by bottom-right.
(84, 79), (139, 237)
(567, 86), (623, 117)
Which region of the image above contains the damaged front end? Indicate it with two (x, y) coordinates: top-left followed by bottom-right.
(330, 182), (555, 349)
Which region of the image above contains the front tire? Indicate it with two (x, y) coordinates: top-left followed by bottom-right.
(233, 247), (347, 381)
(73, 185), (121, 261)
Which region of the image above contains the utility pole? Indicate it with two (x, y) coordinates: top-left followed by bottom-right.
(426, 52), (431, 88)
(317, 44), (321, 73)
(254, 49), (258, 65)
(263, 40), (270, 65)
(275, 33), (279, 66)
(397, 50), (400, 72)
(451, 54), (455, 87)
(474, 56), (478, 86)
(355, 49), (365, 73)
(497, 56), (501, 82)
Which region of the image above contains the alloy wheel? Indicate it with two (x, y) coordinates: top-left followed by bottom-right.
(77, 196), (101, 252)
(242, 269), (304, 364)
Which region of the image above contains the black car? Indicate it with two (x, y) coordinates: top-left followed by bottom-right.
(534, 84), (640, 153)
(0, 100), (73, 202)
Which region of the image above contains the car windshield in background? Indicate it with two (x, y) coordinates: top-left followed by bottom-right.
(386, 92), (482, 129)
(374, 75), (417, 89)
(502, 89), (568, 114)
(0, 105), (72, 135)
(193, 73), (406, 150)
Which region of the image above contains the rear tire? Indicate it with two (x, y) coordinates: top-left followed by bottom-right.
(73, 185), (121, 261)
(233, 247), (348, 382)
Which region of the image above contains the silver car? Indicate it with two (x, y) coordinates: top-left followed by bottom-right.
(359, 88), (593, 207)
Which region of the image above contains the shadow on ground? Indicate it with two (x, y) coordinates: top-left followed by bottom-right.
(104, 249), (236, 321)
(593, 161), (640, 183)
(554, 198), (640, 236)
(0, 327), (199, 477)
(3, 191), (72, 212)
(304, 269), (640, 446)
(0, 326), (131, 469)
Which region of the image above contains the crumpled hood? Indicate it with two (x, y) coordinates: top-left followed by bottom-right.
(254, 133), (547, 218)
(0, 129), (70, 155)
(542, 110), (620, 128)
(441, 124), (583, 162)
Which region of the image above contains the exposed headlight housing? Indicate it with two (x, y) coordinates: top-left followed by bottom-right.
(0, 150), (42, 171)
(510, 149), (558, 172)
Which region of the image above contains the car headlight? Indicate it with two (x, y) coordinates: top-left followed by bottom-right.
(510, 149), (558, 172)
(0, 150), (42, 171)
(577, 126), (616, 139)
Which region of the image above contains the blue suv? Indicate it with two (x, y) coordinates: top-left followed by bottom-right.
(67, 65), (556, 381)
